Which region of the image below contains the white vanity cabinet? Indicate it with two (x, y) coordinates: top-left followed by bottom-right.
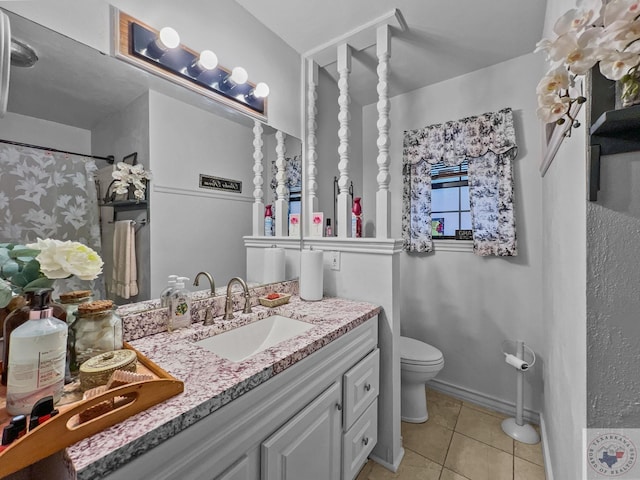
(101, 316), (379, 480)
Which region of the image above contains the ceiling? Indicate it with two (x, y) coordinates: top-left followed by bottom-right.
(235, 0), (548, 105)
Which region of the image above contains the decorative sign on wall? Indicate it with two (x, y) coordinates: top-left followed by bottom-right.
(199, 174), (242, 193)
(455, 229), (473, 240)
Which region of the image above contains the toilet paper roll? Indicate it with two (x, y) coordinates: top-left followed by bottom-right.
(300, 249), (323, 301)
(264, 247), (286, 284)
(504, 353), (529, 371)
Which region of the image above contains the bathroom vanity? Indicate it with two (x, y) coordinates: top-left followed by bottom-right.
(64, 295), (380, 480)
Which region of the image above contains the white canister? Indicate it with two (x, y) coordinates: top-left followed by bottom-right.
(300, 249), (323, 301)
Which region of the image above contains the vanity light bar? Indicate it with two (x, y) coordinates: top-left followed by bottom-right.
(113, 9), (268, 119)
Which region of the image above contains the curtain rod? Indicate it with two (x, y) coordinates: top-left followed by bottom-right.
(0, 138), (114, 164)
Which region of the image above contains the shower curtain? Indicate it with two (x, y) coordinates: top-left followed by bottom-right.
(0, 142), (106, 297)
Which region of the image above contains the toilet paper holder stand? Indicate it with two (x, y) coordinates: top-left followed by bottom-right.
(500, 340), (540, 445)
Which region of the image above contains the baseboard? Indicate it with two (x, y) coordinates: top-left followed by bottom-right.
(369, 446), (405, 473)
(539, 413), (554, 480)
(428, 378), (540, 424)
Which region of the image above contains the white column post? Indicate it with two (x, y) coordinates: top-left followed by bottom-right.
(376, 25), (391, 239)
(252, 120), (265, 236)
(274, 130), (289, 237)
(337, 43), (352, 238)
(306, 60), (319, 236)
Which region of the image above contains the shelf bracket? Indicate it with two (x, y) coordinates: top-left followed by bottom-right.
(588, 144), (601, 202)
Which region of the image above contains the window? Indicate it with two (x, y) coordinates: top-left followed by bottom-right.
(430, 161), (471, 238)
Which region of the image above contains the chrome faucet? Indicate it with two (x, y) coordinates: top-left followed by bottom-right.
(193, 271), (216, 296)
(194, 272), (216, 326)
(224, 277), (252, 320)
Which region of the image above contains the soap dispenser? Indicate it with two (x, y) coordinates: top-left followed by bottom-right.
(2, 291), (67, 386)
(160, 275), (179, 308)
(168, 277), (191, 331)
(6, 288), (68, 415)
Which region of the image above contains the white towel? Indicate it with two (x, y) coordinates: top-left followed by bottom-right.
(112, 220), (138, 299)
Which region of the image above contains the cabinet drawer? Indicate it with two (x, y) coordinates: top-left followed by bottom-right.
(342, 398), (378, 480)
(343, 348), (379, 429)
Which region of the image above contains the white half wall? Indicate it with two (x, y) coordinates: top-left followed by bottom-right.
(361, 52), (546, 415)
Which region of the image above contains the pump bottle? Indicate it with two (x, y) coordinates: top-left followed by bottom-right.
(160, 275), (178, 308)
(6, 288), (68, 415)
(168, 277), (191, 331)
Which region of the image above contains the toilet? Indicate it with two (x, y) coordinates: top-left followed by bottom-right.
(400, 336), (445, 423)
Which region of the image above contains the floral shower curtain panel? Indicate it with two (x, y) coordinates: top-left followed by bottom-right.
(402, 107), (518, 256)
(0, 143), (105, 295)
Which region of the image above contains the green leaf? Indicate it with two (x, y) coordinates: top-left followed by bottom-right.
(8, 248), (40, 260)
(11, 272), (28, 288)
(1, 260), (19, 277)
(23, 277), (55, 291)
(0, 282), (12, 308)
(22, 260), (42, 283)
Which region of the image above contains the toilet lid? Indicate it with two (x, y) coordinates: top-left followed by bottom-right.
(401, 336), (444, 365)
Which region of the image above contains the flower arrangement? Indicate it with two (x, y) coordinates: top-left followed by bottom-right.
(536, 0), (640, 129)
(0, 239), (103, 308)
(111, 162), (152, 202)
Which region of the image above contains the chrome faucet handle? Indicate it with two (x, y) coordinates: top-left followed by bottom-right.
(203, 309), (215, 326)
(243, 293), (252, 314)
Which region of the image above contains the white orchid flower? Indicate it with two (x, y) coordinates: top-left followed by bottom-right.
(554, 0), (604, 36)
(604, 0), (640, 27)
(599, 51), (640, 79)
(536, 67), (571, 96)
(537, 94), (571, 124)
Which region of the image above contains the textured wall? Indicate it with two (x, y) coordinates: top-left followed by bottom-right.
(587, 151), (640, 428)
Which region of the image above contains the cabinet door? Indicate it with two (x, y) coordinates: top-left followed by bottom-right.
(262, 382), (342, 480)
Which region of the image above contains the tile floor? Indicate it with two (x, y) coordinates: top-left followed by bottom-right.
(356, 388), (545, 480)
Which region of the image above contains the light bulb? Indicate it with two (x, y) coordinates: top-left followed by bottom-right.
(230, 67), (248, 85)
(197, 50), (218, 70)
(158, 27), (180, 49)
(254, 82), (270, 98)
(187, 49), (218, 77)
(146, 27), (180, 59)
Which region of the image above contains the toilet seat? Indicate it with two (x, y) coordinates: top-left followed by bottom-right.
(400, 336), (444, 366)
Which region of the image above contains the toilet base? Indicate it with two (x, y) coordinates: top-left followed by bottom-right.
(401, 382), (429, 423)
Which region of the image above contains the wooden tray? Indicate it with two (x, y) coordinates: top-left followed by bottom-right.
(0, 343), (184, 478)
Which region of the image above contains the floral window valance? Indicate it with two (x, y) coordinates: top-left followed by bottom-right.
(402, 107), (518, 256)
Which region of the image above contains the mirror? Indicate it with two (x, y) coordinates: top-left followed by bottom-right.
(0, 9), (302, 311)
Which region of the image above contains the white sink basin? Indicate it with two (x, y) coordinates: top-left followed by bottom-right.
(195, 315), (314, 362)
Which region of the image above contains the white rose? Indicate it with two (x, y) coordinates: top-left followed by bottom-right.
(26, 238), (104, 281)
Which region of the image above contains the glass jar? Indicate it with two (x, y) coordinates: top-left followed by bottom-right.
(69, 300), (123, 375)
(58, 290), (93, 325)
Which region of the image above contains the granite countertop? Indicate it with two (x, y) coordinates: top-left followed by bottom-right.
(68, 295), (381, 479)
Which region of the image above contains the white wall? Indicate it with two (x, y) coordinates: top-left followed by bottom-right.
(361, 53), (545, 415)
(0, 111), (90, 151)
(541, 121), (587, 479)
(92, 92), (151, 303)
(538, 1), (588, 478)
(148, 90), (254, 297)
(3, 0), (301, 137)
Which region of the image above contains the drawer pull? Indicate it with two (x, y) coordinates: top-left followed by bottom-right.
(364, 383), (371, 392)
(362, 437), (369, 446)
(336, 403), (342, 411)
